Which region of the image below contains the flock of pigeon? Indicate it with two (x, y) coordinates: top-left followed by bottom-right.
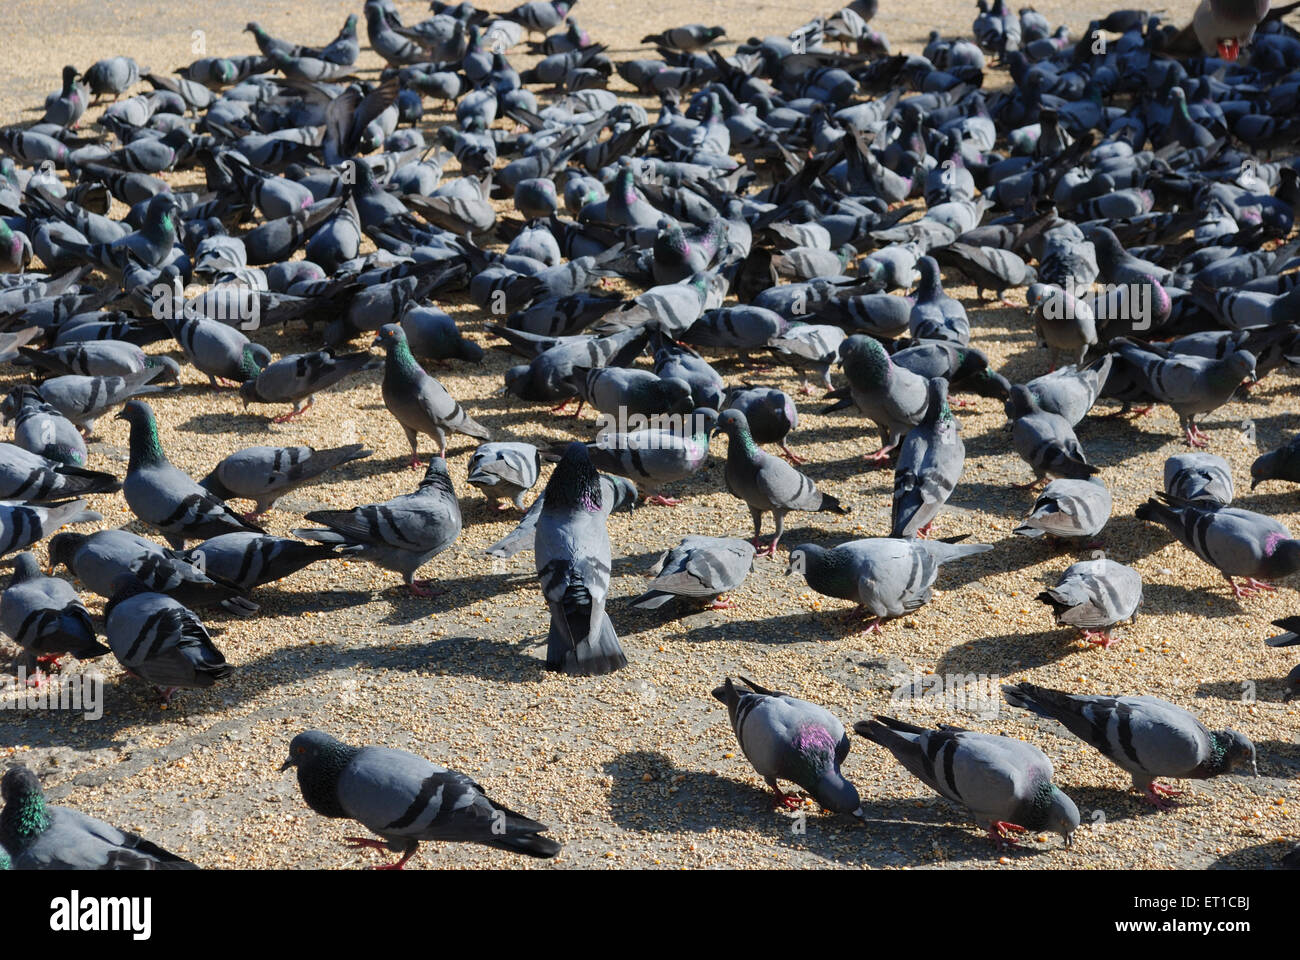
(0, 0), (1298, 869)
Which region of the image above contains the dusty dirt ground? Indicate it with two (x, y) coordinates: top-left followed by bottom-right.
(0, 0), (1297, 870)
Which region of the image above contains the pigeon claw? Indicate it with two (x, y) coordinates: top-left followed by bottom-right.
(1081, 628), (1118, 649)
(1141, 782), (1183, 810)
(705, 596), (735, 610)
(779, 443), (806, 465)
(1184, 424), (1210, 448)
(989, 821), (1026, 846)
(771, 787), (803, 810)
(645, 495), (682, 507)
(408, 579), (444, 599)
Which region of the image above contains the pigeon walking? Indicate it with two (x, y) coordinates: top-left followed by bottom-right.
(630, 536), (755, 610)
(1037, 557), (1143, 648)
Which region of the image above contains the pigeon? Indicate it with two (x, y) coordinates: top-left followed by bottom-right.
(1166, 453), (1234, 505)
(1250, 434), (1300, 490)
(891, 377), (965, 539)
(239, 350), (378, 423)
(484, 473), (637, 560)
(641, 24), (726, 51)
(293, 458), (462, 597)
(0, 551), (108, 678)
(1014, 477), (1112, 542)
(534, 443), (626, 675)
(1265, 618), (1300, 700)
(0, 499), (100, 559)
(1033, 284), (1097, 369)
(580, 407), (715, 506)
(1015, 357), (1112, 427)
(630, 536), (755, 610)
(1037, 557), (1143, 647)
(1002, 684), (1258, 808)
(117, 400), (264, 549)
(1135, 493), (1300, 598)
(854, 716), (1079, 846)
(180, 533), (352, 593)
(715, 408), (849, 556)
(2, 387), (88, 468)
(1190, 0), (1271, 60)
(712, 676), (864, 817)
(1006, 385), (1099, 485)
(199, 444), (372, 520)
(786, 536), (991, 631)
(281, 730), (560, 869)
(373, 324), (491, 467)
(827, 335), (928, 462)
(35, 367), (170, 436)
(0, 443), (119, 503)
(466, 442), (542, 512)
(0, 766), (197, 869)
(104, 576), (231, 702)
(720, 387), (802, 464)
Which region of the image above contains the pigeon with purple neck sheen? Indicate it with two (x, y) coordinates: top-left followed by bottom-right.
(1135, 493), (1300, 598)
(854, 715), (1079, 846)
(715, 408), (849, 557)
(534, 442), (626, 675)
(713, 676), (864, 818)
(1002, 683), (1257, 808)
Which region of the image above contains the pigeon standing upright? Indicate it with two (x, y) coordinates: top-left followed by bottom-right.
(891, 377), (965, 539)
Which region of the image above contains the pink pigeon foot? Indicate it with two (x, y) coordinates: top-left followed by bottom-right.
(780, 443), (806, 465)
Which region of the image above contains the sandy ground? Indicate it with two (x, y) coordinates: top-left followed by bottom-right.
(1, 0), (1297, 870)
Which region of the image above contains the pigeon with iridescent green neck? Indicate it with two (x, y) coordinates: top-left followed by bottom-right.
(1, 551), (108, 678)
(117, 400), (264, 549)
(373, 324), (491, 468)
(826, 334), (928, 462)
(713, 676), (864, 818)
(1002, 684), (1257, 808)
(0, 766), (197, 869)
(164, 311), (271, 388)
(891, 377), (964, 539)
(58, 194), (180, 278)
(854, 716), (1079, 847)
(0, 220), (32, 274)
(715, 408), (849, 557)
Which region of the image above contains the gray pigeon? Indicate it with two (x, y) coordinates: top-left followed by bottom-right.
(1, 551), (108, 677)
(854, 716), (1079, 846)
(767, 322), (845, 394)
(239, 349), (377, 422)
(104, 577), (232, 702)
(466, 441), (542, 511)
(373, 324), (491, 466)
(827, 335), (928, 461)
(1113, 339), (1255, 447)
(1136, 493), (1300, 597)
(199, 444), (372, 520)
(1250, 434), (1300, 491)
(0, 766), (197, 869)
(1014, 355), (1112, 427)
(281, 730), (561, 869)
(715, 408), (849, 556)
(564, 367), (694, 421)
(0, 498), (100, 558)
(163, 310), (270, 387)
(891, 377), (964, 539)
(1002, 684), (1258, 808)
(1014, 477), (1111, 541)
(720, 387), (802, 463)
(1037, 557), (1143, 647)
(712, 676), (864, 817)
(180, 533), (352, 592)
(1007, 385), (1098, 485)
(1032, 285), (1097, 369)
(3, 386), (89, 467)
(484, 474), (637, 560)
(293, 458), (462, 596)
(534, 443), (626, 675)
(1166, 452), (1234, 504)
(630, 536), (755, 610)
(580, 407), (715, 506)
(787, 536), (991, 631)
(0, 443), (119, 503)
(117, 400), (264, 548)
(36, 367), (170, 435)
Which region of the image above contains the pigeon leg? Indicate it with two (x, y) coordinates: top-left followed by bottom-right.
(779, 442), (806, 465)
(273, 400), (313, 423)
(569, 400), (585, 419)
(767, 514), (786, 558)
(1244, 578), (1276, 593)
(241, 509), (267, 523)
(343, 836), (416, 868)
(766, 780), (803, 810)
(798, 380), (814, 397)
(1081, 628), (1117, 649)
(645, 494), (682, 506)
(549, 399), (574, 414)
(409, 579), (445, 598)
(1141, 783), (1182, 810)
(706, 596), (735, 610)
(1226, 576), (1271, 599)
(916, 520), (935, 539)
(988, 821), (1026, 845)
(1011, 476), (1046, 490)
(863, 443), (896, 463)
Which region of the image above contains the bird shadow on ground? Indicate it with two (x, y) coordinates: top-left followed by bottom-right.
(1064, 784), (1174, 828)
(651, 611), (846, 646)
(1194, 676), (1282, 704)
(935, 628), (1087, 676)
(1142, 581), (1246, 619)
(1252, 740), (1300, 778)
(598, 749), (1041, 866)
(1079, 417), (1176, 468)
(1207, 838), (1298, 869)
(1235, 488), (1300, 513)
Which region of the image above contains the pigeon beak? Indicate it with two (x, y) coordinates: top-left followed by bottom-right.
(279, 758), (294, 772)
(371, 336), (384, 347)
(850, 806), (866, 822)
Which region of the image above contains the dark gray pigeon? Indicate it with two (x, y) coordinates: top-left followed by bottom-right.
(484, 474), (637, 560)
(534, 443), (626, 675)
(0, 766), (197, 869)
(1, 551), (108, 677)
(1265, 617), (1300, 701)
(827, 335), (928, 462)
(712, 676), (864, 817)
(1037, 557), (1143, 648)
(199, 444), (372, 520)
(854, 715), (1079, 846)
(1002, 684), (1257, 808)
(239, 349), (378, 422)
(1250, 434), (1300, 491)
(630, 536), (755, 610)
(1014, 356), (1112, 427)
(891, 377), (964, 539)
(293, 458), (462, 597)
(281, 730), (561, 869)
(181, 533), (352, 592)
(1113, 339), (1255, 448)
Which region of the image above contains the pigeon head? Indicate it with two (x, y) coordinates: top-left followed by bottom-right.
(1250, 449), (1278, 488)
(1006, 384), (1040, 419)
(10, 552), (42, 584)
(237, 378), (263, 409)
(795, 727), (864, 819)
(281, 731), (361, 819)
(688, 407), (719, 440)
(46, 532), (85, 573)
(0, 766), (50, 846)
(1215, 729), (1258, 777)
(372, 323), (409, 352)
(1042, 783), (1080, 846)
(969, 367), (1012, 399)
(545, 442), (602, 512)
(713, 407), (751, 440)
(840, 335), (890, 387)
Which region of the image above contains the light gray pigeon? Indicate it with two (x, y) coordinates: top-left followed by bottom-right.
(712, 676), (864, 817)
(1, 551), (108, 677)
(1136, 493), (1300, 597)
(1037, 557), (1143, 647)
(281, 730), (561, 868)
(1002, 684), (1258, 808)
(117, 400), (265, 549)
(630, 536), (755, 610)
(466, 441), (541, 511)
(1007, 384), (1099, 484)
(826, 334), (928, 461)
(373, 324), (491, 466)
(239, 349), (378, 422)
(1014, 355), (1112, 427)
(715, 408), (850, 556)
(484, 474), (637, 559)
(787, 536), (992, 631)
(854, 715), (1080, 846)
(0, 498), (100, 559)
(1113, 339), (1255, 447)
(578, 407), (715, 506)
(1032, 284), (1097, 369)
(1165, 452), (1234, 504)
(534, 443), (626, 675)
(563, 367), (694, 421)
(891, 377), (965, 539)
(0, 766), (197, 869)
(3, 386), (89, 467)
(0, 443), (119, 503)
(104, 576), (232, 702)
(1014, 477), (1111, 541)
(199, 444), (372, 520)
(36, 367), (170, 435)
(767, 322), (845, 394)
(293, 457), (462, 596)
